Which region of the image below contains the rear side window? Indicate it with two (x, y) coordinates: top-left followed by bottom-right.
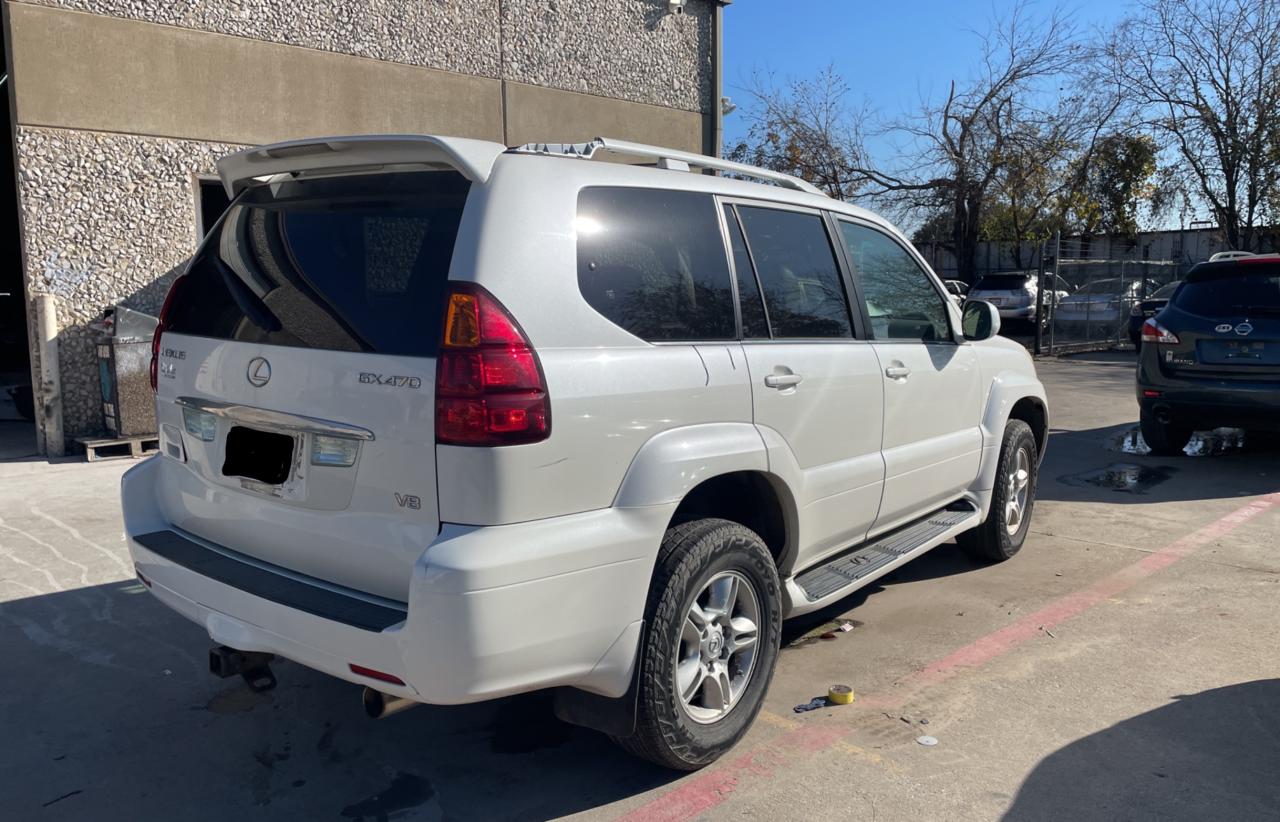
(1173, 269), (1280, 315)
(577, 188), (736, 341)
(735, 206), (853, 339)
(166, 170), (470, 357)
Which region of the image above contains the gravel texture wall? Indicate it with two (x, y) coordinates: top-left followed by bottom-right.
(19, 0), (713, 112)
(16, 127), (242, 439)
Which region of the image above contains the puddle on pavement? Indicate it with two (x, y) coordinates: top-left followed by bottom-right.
(1059, 463), (1178, 494)
(1110, 426), (1247, 457)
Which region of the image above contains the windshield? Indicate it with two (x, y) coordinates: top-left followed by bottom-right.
(1149, 282), (1180, 300)
(1173, 270), (1280, 316)
(974, 274), (1033, 290)
(166, 170), (471, 357)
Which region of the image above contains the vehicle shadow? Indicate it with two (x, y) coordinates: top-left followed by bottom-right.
(0, 579), (678, 821)
(1003, 680), (1280, 821)
(1036, 421), (1280, 505)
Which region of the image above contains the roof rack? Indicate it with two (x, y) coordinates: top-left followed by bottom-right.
(1207, 250), (1256, 262)
(511, 137), (827, 197)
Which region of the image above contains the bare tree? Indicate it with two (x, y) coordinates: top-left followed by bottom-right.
(726, 66), (869, 200)
(847, 3), (1094, 281)
(1106, 0), (1280, 251)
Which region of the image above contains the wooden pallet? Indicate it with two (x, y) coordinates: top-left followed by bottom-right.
(77, 434), (160, 462)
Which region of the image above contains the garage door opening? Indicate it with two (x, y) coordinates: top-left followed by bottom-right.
(0, 13), (35, 460)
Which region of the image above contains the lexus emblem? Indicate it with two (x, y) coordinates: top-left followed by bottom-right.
(246, 357), (272, 387)
(1235, 322), (1254, 336)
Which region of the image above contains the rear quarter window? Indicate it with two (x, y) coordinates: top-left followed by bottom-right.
(576, 187), (736, 342)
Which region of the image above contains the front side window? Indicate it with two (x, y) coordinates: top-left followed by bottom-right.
(839, 222), (951, 342)
(577, 187), (736, 342)
(735, 206), (853, 339)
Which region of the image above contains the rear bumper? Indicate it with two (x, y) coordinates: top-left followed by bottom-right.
(122, 456), (671, 704)
(1136, 360), (1280, 429)
(995, 305), (1036, 320)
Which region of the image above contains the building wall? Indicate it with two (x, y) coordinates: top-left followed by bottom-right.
(5, 0), (715, 445)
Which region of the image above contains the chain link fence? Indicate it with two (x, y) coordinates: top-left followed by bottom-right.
(1039, 258), (1182, 353)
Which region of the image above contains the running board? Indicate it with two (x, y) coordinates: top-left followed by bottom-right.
(787, 501), (981, 616)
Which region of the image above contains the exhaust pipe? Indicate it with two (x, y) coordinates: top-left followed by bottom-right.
(362, 687), (419, 719)
(1153, 404), (1174, 425)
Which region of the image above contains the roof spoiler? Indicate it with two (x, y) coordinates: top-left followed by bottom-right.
(216, 135), (507, 196)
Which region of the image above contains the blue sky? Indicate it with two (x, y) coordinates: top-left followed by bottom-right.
(721, 0), (1133, 149)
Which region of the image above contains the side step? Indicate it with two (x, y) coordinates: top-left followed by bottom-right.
(791, 502), (980, 612)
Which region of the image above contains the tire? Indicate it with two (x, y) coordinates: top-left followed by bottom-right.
(1140, 407), (1192, 456)
(958, 420), (1038, 563)
(613, 518), (782, 771)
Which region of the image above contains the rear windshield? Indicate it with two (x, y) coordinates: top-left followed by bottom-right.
(974, 274), (1032, 290)
(166, 170), (470, 357)
(1174, 268), (1280, 315)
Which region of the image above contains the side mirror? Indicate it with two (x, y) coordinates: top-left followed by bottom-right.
(962, 300), (1001, 341)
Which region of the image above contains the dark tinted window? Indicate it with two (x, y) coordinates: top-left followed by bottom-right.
(723, 205), (769, 338)
(1174, 269), (1280, 315)
(167, 170), (470, 357)
(840, 222), (950, 342)
(735, 206), (852, 339)
(577, 188), (736, 341)
(974, 274), (1034, 290)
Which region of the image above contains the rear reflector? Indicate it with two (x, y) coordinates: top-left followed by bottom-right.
(1142, 390), (1162, 398)
(1140, 318), (1179, 344)
(436, 284), (550, 446)
(348, 663), (406, 686)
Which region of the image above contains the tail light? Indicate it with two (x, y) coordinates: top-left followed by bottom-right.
(1141, 318), (1179, 344)
(149, 276), (187, 392)
(435, 284), (550, 446)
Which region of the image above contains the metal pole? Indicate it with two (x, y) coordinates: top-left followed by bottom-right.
(1049, 230), (1060, 354)
(1034, 238), (1046, 356)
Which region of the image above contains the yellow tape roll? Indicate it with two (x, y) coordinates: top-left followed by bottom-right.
(827, 684), (855, 704)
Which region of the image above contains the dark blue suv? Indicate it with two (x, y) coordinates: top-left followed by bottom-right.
(1136, 256), (1280, 455)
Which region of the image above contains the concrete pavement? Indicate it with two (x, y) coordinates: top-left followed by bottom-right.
(1, 351), (1277, 821)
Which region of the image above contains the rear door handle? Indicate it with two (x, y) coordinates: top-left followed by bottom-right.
(764, 373), (803, 389)
(885, 366), (911, 380)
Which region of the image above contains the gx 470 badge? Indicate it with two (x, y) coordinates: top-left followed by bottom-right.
(359, 373), (422, 389)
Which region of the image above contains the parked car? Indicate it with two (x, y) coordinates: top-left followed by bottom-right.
(968, 271), (1070, 325)
(943, 279), (969, 305)
(1136, 254), (1280, 454)
(121, 134), (1049, 771)
(1127, 281), (1182, 347)
(1054, 278), (1144, 336)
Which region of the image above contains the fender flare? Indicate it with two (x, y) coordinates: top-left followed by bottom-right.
(612, 422), (770, 508)
(975, 370), (1050, 497)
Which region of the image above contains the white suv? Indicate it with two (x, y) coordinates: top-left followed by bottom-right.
(121, 135), (1048, 770)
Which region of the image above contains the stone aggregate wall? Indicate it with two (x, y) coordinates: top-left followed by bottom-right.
(13, 0), (715, 444)
(19, 0), (713, 112)
(16, 127), (242, 438)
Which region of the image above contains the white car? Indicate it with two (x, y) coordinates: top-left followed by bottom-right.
(968, 271), (1071, 323)
(121, 135), (1049, 771)
(943, 279), (970, 305)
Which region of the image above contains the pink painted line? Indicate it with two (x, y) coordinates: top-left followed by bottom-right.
(617, 493), (1279, 822)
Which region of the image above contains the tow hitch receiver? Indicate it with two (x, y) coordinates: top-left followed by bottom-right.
(209, 646), (278, 692)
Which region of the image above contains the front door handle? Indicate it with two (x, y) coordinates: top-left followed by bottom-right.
(885, 365), (911, 380)
(764, 372), (803, 389)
